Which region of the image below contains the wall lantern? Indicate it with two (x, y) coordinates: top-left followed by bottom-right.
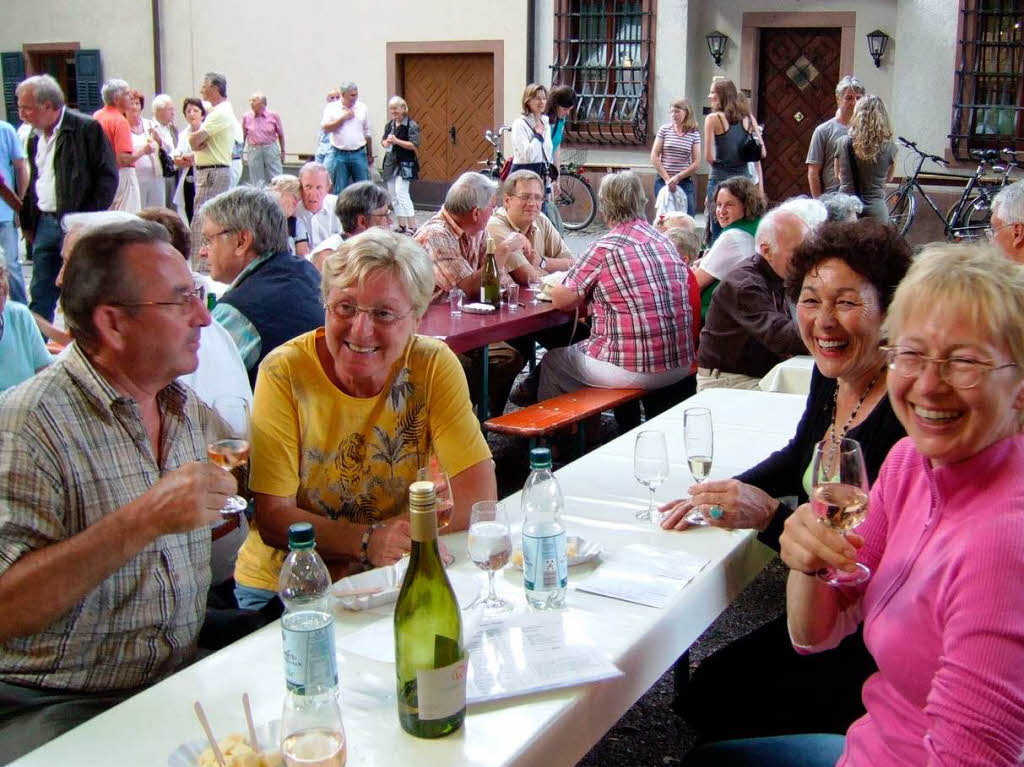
(706, 31), (728, 67)
(866, 29), (890, 68)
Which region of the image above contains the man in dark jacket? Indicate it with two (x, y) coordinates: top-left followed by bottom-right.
(198, 186), (323, 387)
(17, 74), (117, 321)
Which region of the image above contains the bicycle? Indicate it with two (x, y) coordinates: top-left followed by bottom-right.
(949, 147), (1024, 235)
(886, 136), (1017, 240)
(479, 127), (597, 231)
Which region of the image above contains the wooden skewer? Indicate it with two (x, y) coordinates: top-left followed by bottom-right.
(193, 701), (226, 767)
(242, 693), (261, 755)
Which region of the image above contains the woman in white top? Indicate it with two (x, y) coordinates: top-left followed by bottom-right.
(172, 98), (207, 225)
(510, 84), (554, 184)
(125, 90), (164, 210)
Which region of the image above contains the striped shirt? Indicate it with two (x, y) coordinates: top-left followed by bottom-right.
(414, 209), (488, 300)
(656, 124), (701, 176)
(566, 219), (695, 373)
(0, 344), (215, 692)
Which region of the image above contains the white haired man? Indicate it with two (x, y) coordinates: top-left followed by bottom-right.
(989, 180), (1024, 265)
(321, 81), (372, 194)
(697, 209), (809, 391)
(93, 78), (151, 213)
(242, 92), (286, 186)
(188, 72), (236, 264)
(806, 75), (865, 197)
(295, 161), (342, 256)
(415, 172), (532, 415)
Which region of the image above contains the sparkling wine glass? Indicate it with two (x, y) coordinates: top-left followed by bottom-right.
(527, 274), (544, 304)
(417, 453), (453, 532)
(468, 501), (513, 614)
(811, 437), (871, 587)
(683, 407), (714, 526)
(208, 395), (251, 514)
(634, 430), (669, 521)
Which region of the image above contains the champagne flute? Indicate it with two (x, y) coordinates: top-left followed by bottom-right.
(634, 430), (669, 521)
(811, 437), (871, 587)
(417, 453), (453, 532)
(682, 407), (714, 526)
(208, 395), (251, 515)
(467, 501), (513, 614)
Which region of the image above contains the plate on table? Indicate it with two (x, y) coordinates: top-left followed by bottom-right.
(461, 302), (496, 314)
(510, 536), (601, 570)
(333, 557), (479, 611)
(168, 719), (281, 766)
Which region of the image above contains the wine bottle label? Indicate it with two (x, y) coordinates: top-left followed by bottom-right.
(281, 611), (338, 694)
(415, 656), (468, 720)
(522, 530), (568, 591)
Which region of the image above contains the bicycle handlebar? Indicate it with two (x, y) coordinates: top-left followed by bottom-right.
(898, 136), (946, 165)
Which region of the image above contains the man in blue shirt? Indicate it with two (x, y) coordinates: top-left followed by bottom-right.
(0, 120), (29, 304)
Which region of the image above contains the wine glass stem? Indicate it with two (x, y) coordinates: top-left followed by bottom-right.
(648, 487), (656, 518)
(486, 570), (498, 602)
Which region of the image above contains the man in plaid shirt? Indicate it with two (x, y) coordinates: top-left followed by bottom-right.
(539, 171), (695, 399)
(0, 220), (236, 761)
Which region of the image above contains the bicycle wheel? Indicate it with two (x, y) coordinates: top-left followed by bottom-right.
(954, 195), (991, 241)
(885, 188), (915, 236)
(556, 173), (597, 231)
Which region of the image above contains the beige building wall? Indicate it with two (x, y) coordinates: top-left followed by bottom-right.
(2, 0), (528, 158)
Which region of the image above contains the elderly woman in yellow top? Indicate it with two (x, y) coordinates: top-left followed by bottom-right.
(233, 229), (496, 610)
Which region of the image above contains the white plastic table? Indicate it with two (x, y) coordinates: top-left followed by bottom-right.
(759, 355), (815, 395)
(11, 388), (807, 767)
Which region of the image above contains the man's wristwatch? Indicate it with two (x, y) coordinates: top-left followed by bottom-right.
(539, 257), (547, 271)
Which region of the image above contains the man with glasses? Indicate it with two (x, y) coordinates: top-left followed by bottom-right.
(987, 180), (1024, 264)
(0, 219), (236, 761)
(199, 186), (322, 387)
(487, 169), (575, 281)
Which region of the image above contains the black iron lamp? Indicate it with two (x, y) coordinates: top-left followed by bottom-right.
(866, 29), (890, 68)
(706, 31), (728, 67)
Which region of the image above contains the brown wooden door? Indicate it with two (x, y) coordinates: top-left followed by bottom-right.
(756, 28), (842, 203)
(401, 53), (494, 200)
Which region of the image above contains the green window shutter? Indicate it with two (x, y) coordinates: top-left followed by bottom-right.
(74, 49), (103, 115)
(1, 52), (26, 126)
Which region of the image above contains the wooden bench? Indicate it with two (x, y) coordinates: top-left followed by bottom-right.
(483, 387), (646, 456)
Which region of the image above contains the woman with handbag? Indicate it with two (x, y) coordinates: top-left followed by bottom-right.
(703, 78), (765, 244)
(125, 90), (164, 210)
(835, 95), (897, 223)
(651, 98), (702, 217)
(381, 96), (420, 234)
(510, 84), (558, 222)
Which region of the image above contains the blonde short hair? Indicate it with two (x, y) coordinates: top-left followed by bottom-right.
(598, 171), (647, 226)
(521, 83), (547, 114)
(388, 95), (408, 114)
(321, 228), (434, 318)
(270, 174), (301, 201)
(883, 242), (1024, 371)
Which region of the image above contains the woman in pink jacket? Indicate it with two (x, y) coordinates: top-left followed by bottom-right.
(687, 242), (1024, 766)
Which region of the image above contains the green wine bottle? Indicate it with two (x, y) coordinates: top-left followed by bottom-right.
(480, 235), (500, 308)
(394, 480), (467, 738)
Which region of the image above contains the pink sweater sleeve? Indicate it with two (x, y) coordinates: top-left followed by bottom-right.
(923, 512), (1024, 765)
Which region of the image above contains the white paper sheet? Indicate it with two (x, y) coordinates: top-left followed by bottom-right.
(573, 545), (709, 608)
(465, 612), (621, 704)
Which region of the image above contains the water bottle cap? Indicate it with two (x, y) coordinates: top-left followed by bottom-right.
(287, 522), (316, 549)
(529, 447), (552, 469)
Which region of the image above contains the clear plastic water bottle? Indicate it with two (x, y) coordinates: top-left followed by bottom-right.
(279, 523), (347, 765)
(521, 447), (568, 609)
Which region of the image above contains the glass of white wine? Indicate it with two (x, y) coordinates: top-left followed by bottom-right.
(417, 453), (453, 532)
(208, 395), (251, 515)
(634, 430), (669, 521)
(682, 407), (713, 526)
(527, 274), (544, 304)
(467, 501), (513, 614)
(810, 437), (871, 587)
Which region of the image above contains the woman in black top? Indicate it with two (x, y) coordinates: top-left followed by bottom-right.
(661, 220), (913, 741)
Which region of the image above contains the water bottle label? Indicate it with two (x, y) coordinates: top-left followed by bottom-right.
(282, 612), (338, 694)
(416, 657), (468, 720)
(522, 530), (568, 592)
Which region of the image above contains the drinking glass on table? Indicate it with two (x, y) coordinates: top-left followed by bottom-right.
(449, 287), (464, 317)
(506, 283), (520, 311)
(468, 501), (513, 614)
(634, 430), (669, 521)
(682, 407), (713, 526)
(417, 454), (453, 532)
(810, 437), (871, 587)
(208, 395), (251, 514)
(527, 274), (543, 304)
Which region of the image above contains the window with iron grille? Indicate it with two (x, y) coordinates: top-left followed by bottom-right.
(950, 0), (1024, 159)
(550, 0), (654, 146)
